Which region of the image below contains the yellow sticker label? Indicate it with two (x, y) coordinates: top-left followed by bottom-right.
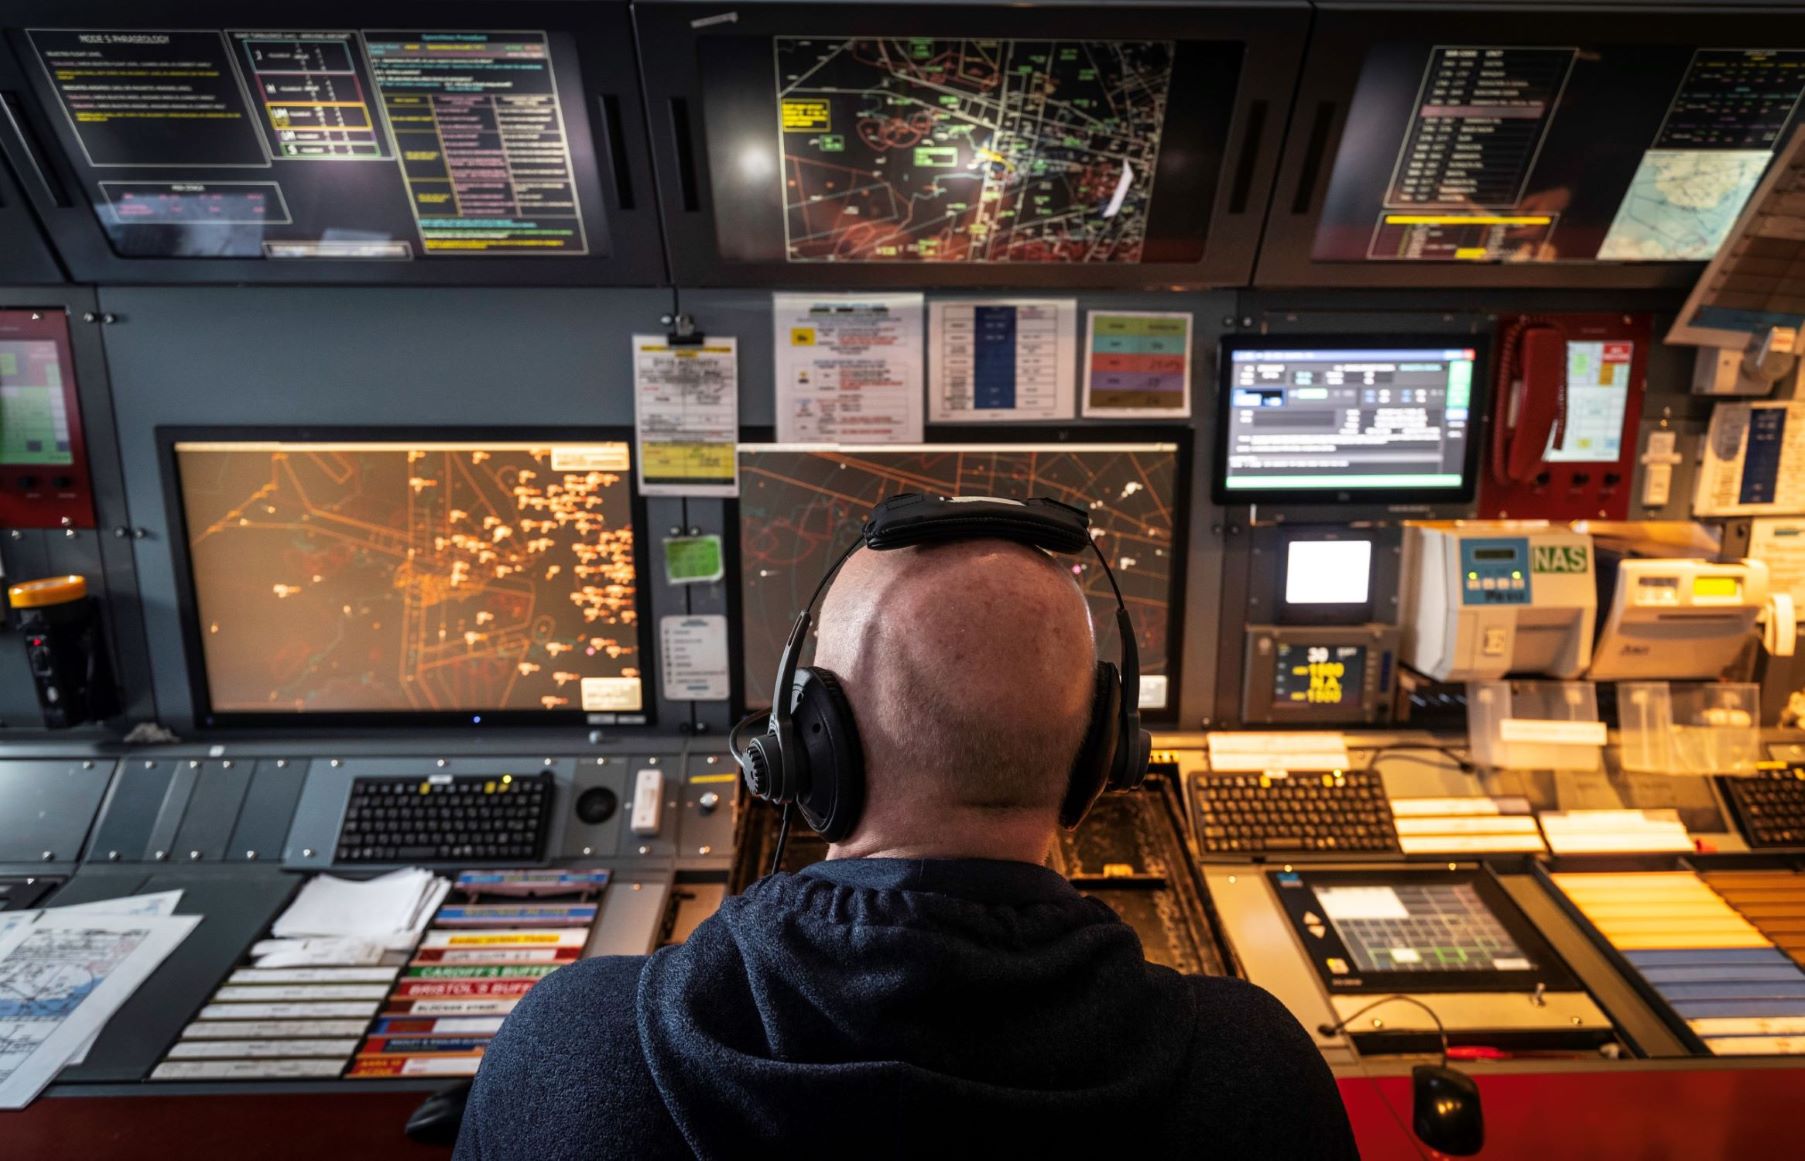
(790, 327), (816, 347)
(781, 100), (831, 132)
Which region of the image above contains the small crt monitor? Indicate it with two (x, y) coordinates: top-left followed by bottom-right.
(1215, 336), (1486, 505)
(164, 431), (651, 727)
(1242, 625), (1400, 725)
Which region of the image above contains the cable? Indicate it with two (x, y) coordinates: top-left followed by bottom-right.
(767, 803), (792, 879)
(1317, 994), (1451, 1068)
(1362, 743), (1478, 778)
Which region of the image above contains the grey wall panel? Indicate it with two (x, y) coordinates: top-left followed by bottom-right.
(86, 759), (176, 863)
(95, 286), (674, 732)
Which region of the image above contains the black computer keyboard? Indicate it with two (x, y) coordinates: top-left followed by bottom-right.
(1723, 768), (1805, 848)
(1191, 770), (1399, 854)
(335, 773), (553, 862)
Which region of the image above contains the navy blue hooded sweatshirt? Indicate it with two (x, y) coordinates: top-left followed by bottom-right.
(455, 858), (1359, 1159)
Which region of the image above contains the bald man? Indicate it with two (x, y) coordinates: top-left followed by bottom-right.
(456, 541), (1358, 1161)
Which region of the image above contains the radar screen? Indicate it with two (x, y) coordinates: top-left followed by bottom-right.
(170, 436), (646, 723)
(737, 441), (1183, 711)
(776, 37), (1175, 263)
(1272, 868), (1579, 993)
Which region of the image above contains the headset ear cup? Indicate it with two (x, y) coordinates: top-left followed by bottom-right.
(789, 667), (865, 843)
(1060, 663), (1121, 830)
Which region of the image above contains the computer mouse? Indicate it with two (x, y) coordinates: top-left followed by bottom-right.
(1413, 1063), (1484, 1156)
(405, 1079), (475, 1147)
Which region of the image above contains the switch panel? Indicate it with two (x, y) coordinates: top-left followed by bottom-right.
(631, 767), (664, 836)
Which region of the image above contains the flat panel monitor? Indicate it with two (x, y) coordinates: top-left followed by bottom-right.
(13, 23), (615, 266)
(631, 1), (1313, 287)
(1215, 335), (1486, 505)
(736, 437), (1187, 716)
(1315, 42), (1805, 268)
(163, 430), (652, 727)
(1271, 867), (1582, 995)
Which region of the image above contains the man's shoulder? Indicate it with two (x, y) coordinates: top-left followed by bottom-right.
(501, 954), (648, 1052)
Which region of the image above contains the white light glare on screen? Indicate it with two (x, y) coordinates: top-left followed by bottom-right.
(1285, 540), (1372, 605)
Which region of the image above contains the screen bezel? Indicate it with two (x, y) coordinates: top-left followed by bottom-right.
(1271, 866), (1582, 995)
(158, 425), (656, 730)
(730, 424), (1192, 725)
(1212, 332), (1490, 507)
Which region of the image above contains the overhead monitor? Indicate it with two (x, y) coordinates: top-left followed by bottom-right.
(1314, 43), (1805, 267)
(164, 431), (651, 727)
(695, 33), (1239, 267)
(1215, 336), (1486, 505)
(736, 438), (1187, 715)
(1670, 125), (1805, 347)
(18, 28), (610, 262)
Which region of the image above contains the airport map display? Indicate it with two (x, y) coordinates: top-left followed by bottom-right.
(775, 37), (1175, 263)
(175, 441), (643, 716)
(738, 443), (1179, 706)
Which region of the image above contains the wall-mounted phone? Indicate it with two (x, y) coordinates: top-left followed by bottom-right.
(1477, 313), (1650, 521)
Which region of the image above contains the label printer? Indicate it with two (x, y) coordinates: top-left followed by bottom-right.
(1403, 524), (1597, 681)
(1589, 557), (1769, 681)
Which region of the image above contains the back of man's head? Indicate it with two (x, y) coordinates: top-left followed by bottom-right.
(812, 538), (1098, 858)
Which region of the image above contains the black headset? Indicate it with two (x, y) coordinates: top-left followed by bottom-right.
(729, 493), (1151, 869)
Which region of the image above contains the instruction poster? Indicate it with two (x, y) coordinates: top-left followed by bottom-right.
(632, 335), (739, 497)
(773, 293), (923, 443)
(1082, 310), (1192, 418)
(928, 299), (1076, 423)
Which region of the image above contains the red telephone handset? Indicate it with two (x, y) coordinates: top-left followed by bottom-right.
(1491, 316), (1569, 486)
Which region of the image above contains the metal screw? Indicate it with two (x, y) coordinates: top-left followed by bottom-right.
(222, 760), (232, 769)
(189, 760), (199, 769)
(699, 792), (721, 812)
(543, 758), (554, 767)
(153, 850), (167, 861)
(82, 760), (93, 770)
(1370, 1018), (1383, 1029)
(302, 847), (315, 858)
(698, 845), (713, 855)
(133, 528), (146, 539)
(581, 846), (593, 856)
(596, 757), (607, 766)
(648, 757), (660, 766)
(436, 759), (448, 768)
(63, 528), (76, 539)
(669, 526), (682, 536)
(275, 759), (287, 769)
(330, 759), (341, 768)
(188, 850), (201, 861)
(82, 311), (97, 323)
(40, 851), (53, 862)
(60, 516), (72, 527)
(107, 850), (119, 861)
(706, 755), (717, 765)
(637, 845), (650, 856)
(245, 850), (256, 861)
(8, 530), (19, 541)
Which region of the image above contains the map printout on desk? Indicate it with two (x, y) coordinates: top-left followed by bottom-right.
(0, 912), (199, 1108)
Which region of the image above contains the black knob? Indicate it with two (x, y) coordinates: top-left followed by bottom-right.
(18, 475), (37, 490)
(575, 786), (617, 825)
(52, 476), (73, 490)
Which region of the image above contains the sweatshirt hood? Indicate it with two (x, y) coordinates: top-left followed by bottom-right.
(635, 858), (1199, 1158)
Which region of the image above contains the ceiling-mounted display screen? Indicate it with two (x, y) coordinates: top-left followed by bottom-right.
(1314, 44), (1805, 266)
(165, 432), (650, 727)
(21, 28), (607, 261)
(702, 34), (1240, 266)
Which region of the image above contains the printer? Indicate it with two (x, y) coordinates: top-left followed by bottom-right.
(1403, 523), (1597, 682)
(1589, 557), (1769, 681)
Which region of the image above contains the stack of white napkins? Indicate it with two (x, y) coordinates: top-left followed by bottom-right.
(254, 867), (449, 966)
